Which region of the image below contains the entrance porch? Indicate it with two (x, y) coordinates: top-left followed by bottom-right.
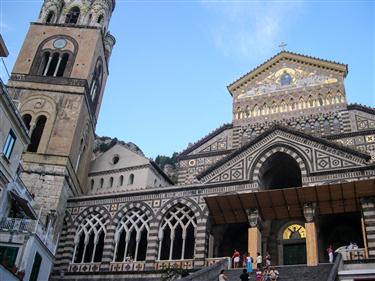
(204, 179), (375, 268)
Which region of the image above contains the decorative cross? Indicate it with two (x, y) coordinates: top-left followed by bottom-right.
(278, 42), (287, 51)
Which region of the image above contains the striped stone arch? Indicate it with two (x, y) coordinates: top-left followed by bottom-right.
(54, 211), (75, 271)
(73, 205), (111, 228)
(155, 197), (202, 222)
(250, 144), (309, 185)
(113, 201), (154, 225)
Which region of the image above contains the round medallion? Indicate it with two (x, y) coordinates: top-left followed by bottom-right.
(53, 38), (67, 49)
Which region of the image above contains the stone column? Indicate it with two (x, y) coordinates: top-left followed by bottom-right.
(246, 209), (262, 269)
(303, 202), (318, 266)
(360, 197), (375, 259)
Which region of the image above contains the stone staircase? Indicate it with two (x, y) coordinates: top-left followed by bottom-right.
(225, 264), (333, 281)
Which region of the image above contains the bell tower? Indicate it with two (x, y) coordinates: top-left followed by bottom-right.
(7, 0), (116, 235)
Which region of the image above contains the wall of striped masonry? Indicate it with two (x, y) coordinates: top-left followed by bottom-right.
(361, 197), (375, 258)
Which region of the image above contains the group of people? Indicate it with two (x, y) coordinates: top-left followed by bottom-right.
(218, 250), (279, 281)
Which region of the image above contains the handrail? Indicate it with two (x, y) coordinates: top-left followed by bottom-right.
(179, 258), (229, 281)
(0, 217), (56, 254)
(326, 253), (342, 281)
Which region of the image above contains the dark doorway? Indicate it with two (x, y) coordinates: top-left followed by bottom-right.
(259, 152), (302, 189)
(319, 212), (363, 262)
(28, 115), (47, 152)
(283, 243), (306, 265)
(216, 223), (248, 258)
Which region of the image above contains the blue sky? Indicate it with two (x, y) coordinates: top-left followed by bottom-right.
(0, 0), (374, 159)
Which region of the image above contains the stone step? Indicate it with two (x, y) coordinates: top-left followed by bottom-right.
(224, 264), (333, 281)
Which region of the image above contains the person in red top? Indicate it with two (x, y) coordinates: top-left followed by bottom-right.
(232, 249), (240, 268)
(326, 245), (333, 263)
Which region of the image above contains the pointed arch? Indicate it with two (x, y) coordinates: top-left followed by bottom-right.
(250, 144), (309, 186)
(72, 212), (107, 263)
(157, 203), (197, 260)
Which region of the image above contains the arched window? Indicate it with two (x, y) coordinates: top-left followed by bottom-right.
(100, 178), (104, 188)
(314, 120), (320, 134)
(22, 114), (32, 130)
(90, 62), (103, 110)
(27, 115), (47, 152)
(90, 179), (94, 190)
(119, 175), (124, 186)
(109, 177), (114, 188)
(65, 7), (80, 24)
(41, 52), (69, 77)
(333, 117), (340, 134)
(46, 11), (55, 23)
(307, 96), (314, 108)
(262, 103), (269, 115)
(158, 204), (196, 260)
(283, 224), (306, 239)
(304, 121), (311, 134)
(128, 174), (134, 185)
(323, 118), (331, 135)
(97, 14), (104, 24)
(317, 95), (324, 106)
(298, 97), (305, 110)
(72, 213), (107, 263)
(114, 209), (150, 262)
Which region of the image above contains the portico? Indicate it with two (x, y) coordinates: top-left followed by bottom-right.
(205, 179), (375, 267)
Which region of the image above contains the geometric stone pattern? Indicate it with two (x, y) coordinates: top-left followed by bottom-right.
(200, 128), (370, 184)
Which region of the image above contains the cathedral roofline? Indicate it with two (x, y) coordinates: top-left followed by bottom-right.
(227, 51), (348, 96)
(197, 124), (371, 180)
(178, 123), (233, 157)
(347, 103), (375, 115)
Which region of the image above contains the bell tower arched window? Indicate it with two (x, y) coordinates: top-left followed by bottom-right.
(46, 11), (55, 23)
(27, 115), (47, 153)
(90, 60), (103, 110)
(65, 7), (80, 24)
(22, 114), (32, 130)
(41, 52), (70, 77)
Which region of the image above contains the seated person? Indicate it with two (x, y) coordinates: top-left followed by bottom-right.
(269, 267), (279, 281)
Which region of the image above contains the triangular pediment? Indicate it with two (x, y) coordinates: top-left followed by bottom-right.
(227, 51), (348, 97)
(197, 126), (370, 184)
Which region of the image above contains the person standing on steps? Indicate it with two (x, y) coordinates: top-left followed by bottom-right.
(232, 249), (240, 268)
(256, 252), (263, 269)
(240, 268), (250, 281)
(265, 251), (271, 266)
(247, 252), (253, 273)
(326, 245), (334, 263)
(219, 269), (228, 281)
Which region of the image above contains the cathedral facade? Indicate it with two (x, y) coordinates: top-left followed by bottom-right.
(3, 0), (375, 280)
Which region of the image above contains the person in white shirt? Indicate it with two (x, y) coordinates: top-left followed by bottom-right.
(256, 252), (263, 269)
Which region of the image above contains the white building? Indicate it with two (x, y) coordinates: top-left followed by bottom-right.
(0, 34), (56, 281)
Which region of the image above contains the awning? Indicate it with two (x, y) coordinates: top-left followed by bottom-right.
(204, 179), (375, 225)
(9, 191), (37, 219)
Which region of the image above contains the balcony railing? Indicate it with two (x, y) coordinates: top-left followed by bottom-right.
(0, 217), (56, 254)
(336, 248), (366, 261)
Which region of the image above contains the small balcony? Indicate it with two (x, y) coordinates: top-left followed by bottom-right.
(0, 217), (56, 255)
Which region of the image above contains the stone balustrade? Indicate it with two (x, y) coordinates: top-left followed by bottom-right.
(68, 263), (102, 273)
(109, 261), (145, 272)
(154, 259), (194, 270)
(0, 217), (56, 254)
